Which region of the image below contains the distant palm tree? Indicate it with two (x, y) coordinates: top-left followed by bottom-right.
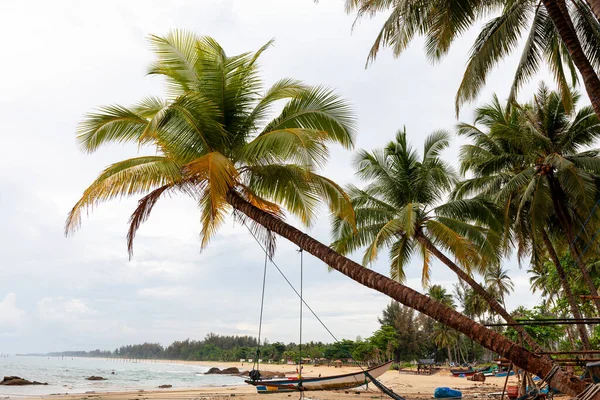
(484, 266), (514, 309)
(455, 84), (600, 348)
(331, 129), (541, 350)
(428, 285), (459, 363)
(428, 285), (456, 308)
(344, 0), (600, 117)
(432, 323), (459, 364)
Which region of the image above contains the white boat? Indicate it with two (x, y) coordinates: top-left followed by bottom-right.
(245, 360), (393, 393)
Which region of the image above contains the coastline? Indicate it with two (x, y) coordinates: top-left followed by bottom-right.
(17, 359), (522, 400)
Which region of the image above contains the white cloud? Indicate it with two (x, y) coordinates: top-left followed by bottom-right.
(137, 286), (193, 300)
(0, 293), (25, 333)
(38, 297), (95, 321)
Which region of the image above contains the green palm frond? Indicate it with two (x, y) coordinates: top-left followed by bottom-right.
(77, 105), (152, 153)
(389, 235), (415, 282)
(148, 30), (200, 96)
(241, 128), (329, 168)
(455, 0), (532, 114)
(261, 86), (356, 149)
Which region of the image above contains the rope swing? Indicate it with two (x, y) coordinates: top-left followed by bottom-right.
(243, 221), (403, 400)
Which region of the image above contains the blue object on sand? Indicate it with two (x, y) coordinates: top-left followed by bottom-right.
(434, 387), (463, 399)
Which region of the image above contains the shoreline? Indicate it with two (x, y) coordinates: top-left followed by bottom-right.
(14, 359), (525, 400)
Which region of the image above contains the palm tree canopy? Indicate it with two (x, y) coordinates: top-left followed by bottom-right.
(345, 0), (600, 114)
(455, 83), (600, 265)
(484, 265), (515, 299)
(331, 128), (502, 284)
(66, 30), (357, 255)
(427, 285), (456, 308)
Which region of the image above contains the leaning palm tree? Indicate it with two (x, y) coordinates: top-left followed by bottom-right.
(344, 0), (600, 117)
(455, 84), (600, 348)
(330, 129), (541, 350)
(67, 31), (587, 395)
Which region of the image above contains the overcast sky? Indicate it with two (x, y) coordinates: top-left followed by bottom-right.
(0, 0), (564, 354)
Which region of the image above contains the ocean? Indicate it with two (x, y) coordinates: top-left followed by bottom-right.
(0, 356), (245, 397)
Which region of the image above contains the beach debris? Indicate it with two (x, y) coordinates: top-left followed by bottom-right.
(467, 373), (486, 382)
(434, 387), (463, 399)
(86, 376), (107, 381)
(0, 376), (48, 386)
(158, 384), (172, 389)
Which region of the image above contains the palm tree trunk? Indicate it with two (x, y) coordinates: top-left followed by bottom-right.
(541, 229), (592, 350)
(227, 193), (589, 396)
(585, 0), (600, 23)
(447, 346), (453, 364)
(415, 233), (542, 352)
(542, 0), (600, 118)
(546, 175), (600, 313)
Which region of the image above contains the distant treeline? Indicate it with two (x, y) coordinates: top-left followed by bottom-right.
(46, 332), (396, 363)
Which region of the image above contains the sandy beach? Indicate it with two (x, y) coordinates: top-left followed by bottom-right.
(18, 360), (529, 400)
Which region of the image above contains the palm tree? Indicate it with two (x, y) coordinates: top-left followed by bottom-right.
(344, 0), (600, 117)
(455, 84), (600, 348)
(428, 285), (458, 363)
(67, 31), (586, 395)
(484, 266), (514, 309)
(330, 128), (542, 350)
(427, 285), (456, 308)
(432, 323), (459, 364)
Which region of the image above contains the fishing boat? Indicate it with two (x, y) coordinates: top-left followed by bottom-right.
(245, 360), (393, 393)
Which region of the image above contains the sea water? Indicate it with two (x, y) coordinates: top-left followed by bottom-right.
(0, 356), (245, 397)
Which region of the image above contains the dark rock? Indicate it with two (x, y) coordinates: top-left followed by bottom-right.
(0, 376), (48, 386)
(205, 367), (240, 375)
(221, 367), (240, 374)
(158, 384), (172, 389)
(205, 367), (221, 374)
(86, 376), (107, 381)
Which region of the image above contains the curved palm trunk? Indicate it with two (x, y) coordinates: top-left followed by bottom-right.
(541, 229), (592, 350)
(547, 176), (600, 313)
(415, 234), (542, 353)
(542, 0), (600, 118)
(227, 193), (590, 397)
(585, 0), (600, 23)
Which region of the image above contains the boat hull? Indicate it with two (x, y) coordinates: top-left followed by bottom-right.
(246, 361), (393, 393)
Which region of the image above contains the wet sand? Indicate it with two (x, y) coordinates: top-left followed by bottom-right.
(20, 361), (531, 400)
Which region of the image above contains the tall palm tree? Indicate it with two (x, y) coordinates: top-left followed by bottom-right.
(428, 285), (459, 363)
(455, 84), (600, 348)
(484, 265), (515, 309)
(67, 31), (586, 395)
(330, 129), (541, 350)
(344, 0), (600, 117)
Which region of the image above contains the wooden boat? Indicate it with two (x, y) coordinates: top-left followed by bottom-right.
(582, 361), (600, 383)
(450, 366), (491, 377)
(245, 360), (393, 393)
